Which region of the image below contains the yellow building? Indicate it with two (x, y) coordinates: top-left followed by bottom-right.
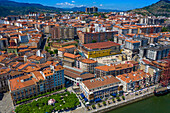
(80, 41), (122, 58)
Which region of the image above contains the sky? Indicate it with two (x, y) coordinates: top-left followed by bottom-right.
(12, 0), (160, 10)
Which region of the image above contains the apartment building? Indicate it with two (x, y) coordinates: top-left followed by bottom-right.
(95, 63), (135, 77)
(85, 7), (98, 13)
(124, 39), (140, 54)
(78, 31), (118, 44)
(63, 53), (81, 67)
(76, 59), (98, 73)
(116, 70), (152, 92)
(80, 75), (121, 101)
(50, 26), (77, 39)
(57, 45), (76, 58)
(80, 41), (122, 58)
(140, 59), (169, 84)
(9, 65), (65, 104)
(0, 67), (11, 92)
(140, 44), (170, 60)
(9, 74), (39, 104)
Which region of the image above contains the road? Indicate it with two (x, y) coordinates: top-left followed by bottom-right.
(0, 92), (14, 113)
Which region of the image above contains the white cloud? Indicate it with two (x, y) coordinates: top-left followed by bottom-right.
(56, 3), (64, 5)
(56, 2), (75, 6)
(77, 5), (86, 7)
(72, 1), (75, 3)
(100, 4), (103, 7)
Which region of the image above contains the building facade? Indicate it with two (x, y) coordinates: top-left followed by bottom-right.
(78, 31), (118, 44)
(80, 75), (121, 100)
(80, 41), (122, 58)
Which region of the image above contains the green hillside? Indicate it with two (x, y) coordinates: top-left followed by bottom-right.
(0, 0), (62, 17)
(130, 0), (170, 17)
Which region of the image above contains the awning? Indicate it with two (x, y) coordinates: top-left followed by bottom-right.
(80, 93), (85, 98)
(111, 93), (117, 97)
(94, 98), (102, 103)
(84, 97), (88, 102)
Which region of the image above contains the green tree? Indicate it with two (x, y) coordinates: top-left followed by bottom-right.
(92, 40), (97, 43)
(103, 101), (106, 105)
(48, 43), (51, 47)
(45, 46), (50, 51)
(54, 49), (58, 54)
(49, 51), (54, 55)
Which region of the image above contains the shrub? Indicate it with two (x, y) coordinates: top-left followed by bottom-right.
(16, 101), (21, 105)
(122, 96), (125, 100)
(116, 97), (121, 101)
(103, 101), (106, 105)
(112, 98), (115, 103)
(92, 105), (95, 109)
(97, 103), (100, 107)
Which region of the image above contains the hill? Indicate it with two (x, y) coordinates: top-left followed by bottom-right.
(129, 0), (170, 17)
(0, 0), (62, 17)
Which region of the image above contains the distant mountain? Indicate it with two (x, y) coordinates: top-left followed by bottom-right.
(64, 7), (122, 12)
(0, 0), (62, 17)
(129, 0), (170, 17)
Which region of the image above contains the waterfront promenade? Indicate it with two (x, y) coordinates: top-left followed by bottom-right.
(89, 85), (158, 113)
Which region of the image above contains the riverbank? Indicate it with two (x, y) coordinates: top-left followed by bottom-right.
(92, 90), (154, 113)
(89, 85), (160, 113)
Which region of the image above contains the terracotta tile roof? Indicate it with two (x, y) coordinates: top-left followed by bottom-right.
(28, 55), (44, 61)
(63, 45), (76, 49)
(32, 71), (45, 80)
(18, 45), (28, 49)
(80, 59), (97, 64)
(0, 67), (10, 75)
(116, 70), (150, 83)
(125, 40), (140, 43)
(82, 41), (120, 50)
(82, 75), (120, 90)
(0, 56), (6, 62)
(18, 49), (31, 53)
(8, 46), (18, 49)
(9, 71), (24, 77)
(42, 68), (54, 77)
(58, 48), (66, 52)
(9, 75), (36, 91)
(95, 64), (133, 72)
(64, 53), (81, 59)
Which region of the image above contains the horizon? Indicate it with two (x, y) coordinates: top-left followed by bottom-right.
(10, 0), (160, 10)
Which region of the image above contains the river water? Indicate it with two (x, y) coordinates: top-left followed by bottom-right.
(107, 93), (170, 113)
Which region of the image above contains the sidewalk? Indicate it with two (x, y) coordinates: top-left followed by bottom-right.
(89, 85), (157, 113)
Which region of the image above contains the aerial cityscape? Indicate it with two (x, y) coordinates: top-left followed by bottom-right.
(0, 0), (169, 113)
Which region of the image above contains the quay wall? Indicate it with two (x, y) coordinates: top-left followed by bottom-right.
(92, 93), (154, 113)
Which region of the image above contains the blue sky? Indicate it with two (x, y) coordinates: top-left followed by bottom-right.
(12, 0), (160, 10)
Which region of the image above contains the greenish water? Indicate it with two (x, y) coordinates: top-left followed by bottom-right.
(107, 93), (170, 113)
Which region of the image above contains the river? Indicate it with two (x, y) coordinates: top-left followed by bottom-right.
(107, 93), (170, 113)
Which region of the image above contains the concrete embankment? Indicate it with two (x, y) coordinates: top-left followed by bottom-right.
(92, 93), (154, 113)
